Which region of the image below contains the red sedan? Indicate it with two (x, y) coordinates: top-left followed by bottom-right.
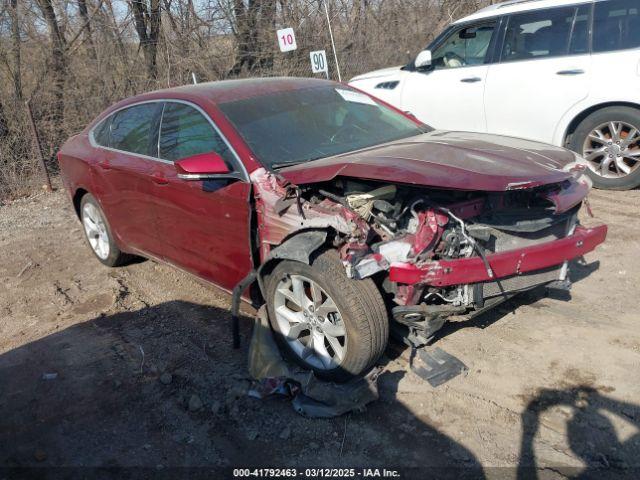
(58, 78), (607, 381)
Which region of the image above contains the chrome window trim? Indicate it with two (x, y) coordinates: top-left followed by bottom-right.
(177, 172), (246, 181)
(155, 101), (166, 159)
(88, 98), (249, 182)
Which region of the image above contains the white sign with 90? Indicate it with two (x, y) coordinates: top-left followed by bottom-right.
(309, 50), (328, 76)
(277, 28), (297, 52)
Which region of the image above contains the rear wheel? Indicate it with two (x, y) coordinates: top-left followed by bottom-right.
(265, 250), (388, 382)
(80, 193), (131, 267)
(569, 107), (640, 190)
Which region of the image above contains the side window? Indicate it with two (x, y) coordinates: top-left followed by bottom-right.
(593, 0), (640, 53)
(110, 103), (159, 156)
(431, 22), (496, 69)
(569, 5), (591, 55)
(159, 102), (235, 165)
(501, 6), (578, 62)
(93, 117), (111, 147)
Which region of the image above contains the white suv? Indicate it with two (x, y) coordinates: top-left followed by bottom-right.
(350, 0), (640, 190)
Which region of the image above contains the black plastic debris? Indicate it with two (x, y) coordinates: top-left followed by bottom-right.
(247, 306), (380, 418)
(409, 347), (468, 387)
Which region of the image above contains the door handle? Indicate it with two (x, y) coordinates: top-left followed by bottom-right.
(557, 69), (585, 76)
(461, 77), (482, 83)
(151, 172), (168, 185)
(97, 160), (111, 170)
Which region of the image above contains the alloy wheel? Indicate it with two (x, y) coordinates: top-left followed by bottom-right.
(82, 202), (110, 260)
(582, 121), (640, 178)
(273, 274), (347, 370)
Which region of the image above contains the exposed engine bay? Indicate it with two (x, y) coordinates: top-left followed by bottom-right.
(251, 167), (604, 347)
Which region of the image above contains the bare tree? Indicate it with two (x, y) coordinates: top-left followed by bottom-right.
(0, 0), (495, 198)
(77, 0), (97, 60)
(35, 0), (67, 129)
(0, 99), (8, 139)
(7, 0), (22, 101)
(129, 0), (162, 79)
(230, 0), (277, 75)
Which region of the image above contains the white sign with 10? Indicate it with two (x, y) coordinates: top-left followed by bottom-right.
(277, 28), (297, 52)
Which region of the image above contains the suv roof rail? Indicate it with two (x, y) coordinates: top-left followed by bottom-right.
(476, 0), (546, 14)
(497, 0), (546, 8)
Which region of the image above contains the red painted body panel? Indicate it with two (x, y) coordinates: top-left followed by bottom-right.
(175, 152), (230, 175)
(96, 148), (167, 257)
(279, 131), (576, 191)
(389, 225), (608, 287)
(58, 80), (264, 290)
(57, 77), (605, 307)
(542, 178), (591, 214)
(145, 161), (253, 290)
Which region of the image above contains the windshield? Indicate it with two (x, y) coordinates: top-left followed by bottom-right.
(218, 85), (428, 169)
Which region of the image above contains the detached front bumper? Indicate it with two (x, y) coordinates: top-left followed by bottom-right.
(389, 225), (608, 287)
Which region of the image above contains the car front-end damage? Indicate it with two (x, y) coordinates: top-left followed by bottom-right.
(250, 159), (607, 348)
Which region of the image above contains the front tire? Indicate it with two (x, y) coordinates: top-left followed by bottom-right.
(265, 250), (389, 382)
(569, 106), (640, 190)
(80, 193), (131, 267)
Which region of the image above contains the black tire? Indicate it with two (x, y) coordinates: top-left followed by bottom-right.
(79, 193), (132, 267)
(568, 106), (640, 190)
(265, 249), (389, 382)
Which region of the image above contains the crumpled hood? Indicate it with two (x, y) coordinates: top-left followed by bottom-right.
(279, 131), (576, 191)
(349, 66), (404, 83)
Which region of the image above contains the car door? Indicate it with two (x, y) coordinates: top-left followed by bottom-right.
(400, 21), (498, 132)
(148, 101), (253, 292)
(484, 4), (592, 144)
(90, 102), (165, 257)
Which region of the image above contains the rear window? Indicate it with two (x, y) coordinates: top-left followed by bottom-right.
(110, 103), (159, 156)
(593, 0), (640, 53)
(92, 117), (111, 147)
(501, 6), (589, 62)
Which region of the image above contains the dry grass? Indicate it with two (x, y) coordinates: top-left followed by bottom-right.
(0, 0), (493, 200)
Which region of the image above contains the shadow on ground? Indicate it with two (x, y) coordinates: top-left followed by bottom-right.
(0, 301), (483, 477)
(518, 386), (640, 479)
(2, 259), (636, 477)
(431, 259), (601, 341)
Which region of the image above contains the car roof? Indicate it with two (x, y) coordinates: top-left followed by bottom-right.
(454, 0), (593, 24)
(126, 77), (334, 106)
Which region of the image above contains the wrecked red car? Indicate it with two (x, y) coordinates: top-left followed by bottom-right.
(58, 78), (607, 382)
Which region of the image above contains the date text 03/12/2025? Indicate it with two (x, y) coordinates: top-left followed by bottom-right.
(233, 468), (401, 478)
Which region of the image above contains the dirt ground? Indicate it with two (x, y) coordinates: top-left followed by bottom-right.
(1, 183), (639, 478)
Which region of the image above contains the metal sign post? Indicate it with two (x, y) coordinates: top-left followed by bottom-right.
(323, 1), (342, 82)
(25, 101), (52, 192)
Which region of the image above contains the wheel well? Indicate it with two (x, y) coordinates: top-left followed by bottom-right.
(72, 188), (88, 218)
(564, 102), (640, 147)
(256, 229), (334, 301)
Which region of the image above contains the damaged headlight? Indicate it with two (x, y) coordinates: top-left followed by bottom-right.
(563, 152), (593, 189)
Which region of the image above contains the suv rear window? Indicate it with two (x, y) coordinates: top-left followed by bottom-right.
(593, 0), (640, 53)
(500, 6), (589, 62)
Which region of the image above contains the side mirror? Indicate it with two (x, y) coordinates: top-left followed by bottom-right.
(415, 50), (433, 69)
(175, 152), (231, 180)
(459, 29), (477, 39)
